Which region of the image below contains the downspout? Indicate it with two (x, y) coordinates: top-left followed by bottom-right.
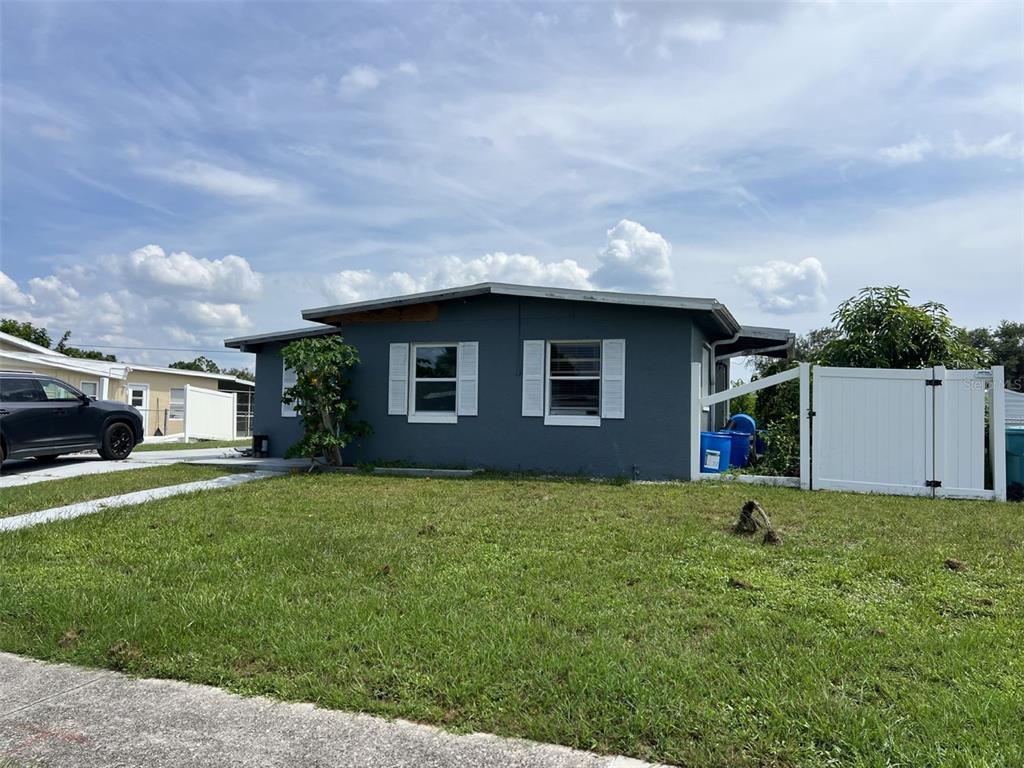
(709, 331), (742, 427)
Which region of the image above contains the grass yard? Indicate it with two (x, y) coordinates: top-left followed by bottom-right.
(0, 476), (1021, 767)
(0, 464), (234, 519)
(133, 438), (250, 452)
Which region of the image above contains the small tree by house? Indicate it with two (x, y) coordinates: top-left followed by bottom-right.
(281, 335), (370, 466)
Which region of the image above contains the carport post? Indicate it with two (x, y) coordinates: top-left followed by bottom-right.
(991, 366), (1006, 502)
(690, 362), (702, 480)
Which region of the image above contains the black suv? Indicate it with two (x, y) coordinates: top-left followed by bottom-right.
(0, 373), (145, 463)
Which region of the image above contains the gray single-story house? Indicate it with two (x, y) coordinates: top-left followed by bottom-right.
(225, 283), (793, 479)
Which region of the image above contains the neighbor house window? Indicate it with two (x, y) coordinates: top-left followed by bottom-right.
(169, 387), (185, 420)
(80, 381), (98, 399)
(281, 361), (298, 418)
(410, 344), (458, 423)
(546, 341), (601, 426)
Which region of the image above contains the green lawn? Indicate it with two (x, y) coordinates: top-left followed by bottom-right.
(133, 438), (250, 452)
(0, 476), (1021, 767)
(0, 464), (233, 518)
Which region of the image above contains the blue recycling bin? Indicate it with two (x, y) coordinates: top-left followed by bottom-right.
(700, 431), (732, 473)
(722, 431), (753, 468)
(1007, 428), (1024, 501)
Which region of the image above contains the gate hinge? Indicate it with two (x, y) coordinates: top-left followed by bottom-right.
(925, 480), (942, 488)
(925, 379), (943, 386)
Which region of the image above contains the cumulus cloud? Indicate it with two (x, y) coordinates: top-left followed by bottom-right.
(184, 301), (253, 331)
(735, 257), (827, 314)
(339, 65), (382, 98)
(146, 160), (295, 201)
(321, 252), (592, 304)
(0, 271), (35, 308)
(123, 244), (263, 301)
(27, 275), (80, 313)
(878, 137), (933, 164)
(591, 219), (673, 292)
(952, 131), (1022, 160)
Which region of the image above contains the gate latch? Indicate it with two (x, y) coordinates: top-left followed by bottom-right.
(925, 480), (942, 488)
(925, 379), (943, 386)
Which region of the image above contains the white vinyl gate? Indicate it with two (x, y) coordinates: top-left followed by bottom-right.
(812, 366), (996, 499)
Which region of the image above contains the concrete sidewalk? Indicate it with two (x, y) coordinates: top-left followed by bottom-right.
(0, 653), (657, 768)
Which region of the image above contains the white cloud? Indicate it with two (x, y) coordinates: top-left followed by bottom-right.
(31, 123), (72, 142)
(591, 219), (673, 293)
(147, 160), (294, 201)
(0, 271), (35, 308)
(184, 301), (253, 330)
(339, 65), (382, 98)
(735, 257), (828, 314)
(952, 131), (1022, 159)
(612, 7), (635, 29)
(321, 252), (593, 304)
(532, 12), (559, 30)
(26, 275), (80, 313)
(878, 137), (933, 164)
(396, 61), (419, 76)
(124, 244), (263, 301)
(664, 19), (724, 44)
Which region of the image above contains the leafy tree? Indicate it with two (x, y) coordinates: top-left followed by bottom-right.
(0, 318), (51, 348)
(821, 286), (986, 369)
(169, 356), (221, 373)
(56, 331), (117, 361)
(969, 321), (1024, 392)
(281, 335), (371, 466)
(220, 366), (255, 381)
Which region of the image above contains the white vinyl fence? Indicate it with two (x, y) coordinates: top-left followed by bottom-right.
(692, 364), (1008, 501)
(182, 384), (237, 441)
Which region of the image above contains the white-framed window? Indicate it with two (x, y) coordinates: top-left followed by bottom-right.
(169, 387), (185, 420)
(523, 338), (625, 426)
(281, 360), (298, 418)
(546, 341), (602, 427)
(409, 343), (458, 423)
(388, 341), (478, 423)
(80, 381), (99, 399)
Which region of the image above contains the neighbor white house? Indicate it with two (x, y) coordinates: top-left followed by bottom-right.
(0, 331), (254, 439)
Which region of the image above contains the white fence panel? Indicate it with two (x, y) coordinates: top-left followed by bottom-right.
(183, 385), (237, 441)
(937, 369), (988, 498)
(812, 367), (933, 496)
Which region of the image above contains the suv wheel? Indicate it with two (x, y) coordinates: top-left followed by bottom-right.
(99, 422), (135, 460)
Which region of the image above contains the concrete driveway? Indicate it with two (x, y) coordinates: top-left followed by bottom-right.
(0, 653), (655, 768)
(0, 447), (248, 489)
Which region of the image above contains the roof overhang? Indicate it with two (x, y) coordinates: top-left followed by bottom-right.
(715, 326), (795, 360)
(224, 325), (338, 352)
(300, 282), (742, 336)
(0, 350), (129, 378)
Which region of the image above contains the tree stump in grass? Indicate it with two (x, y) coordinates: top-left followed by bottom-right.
(734, 500), (781, 545)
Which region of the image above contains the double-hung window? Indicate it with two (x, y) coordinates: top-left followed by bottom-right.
(388, 341), (478, 423)
(522, 338), (625, 425)
(410, 344), (458, 423)
(546, 341), (601, 426)
(169, 387), (185, 421)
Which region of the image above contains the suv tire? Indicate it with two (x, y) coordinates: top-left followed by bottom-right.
(99, 422), (136, 460)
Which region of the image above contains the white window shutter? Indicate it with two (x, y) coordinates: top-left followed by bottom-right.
(281, 361), (298, 418)
(388, 343), (409, 415)
(457, 341), (479, 416)
(601, 339), (626, 419)
(522, 340), (545, 417)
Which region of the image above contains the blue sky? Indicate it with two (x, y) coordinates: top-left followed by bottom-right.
(2, 1), (1022, 369)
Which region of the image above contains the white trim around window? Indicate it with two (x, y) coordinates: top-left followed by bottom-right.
(544, 340), (602, 428)
(79, 380), (99, 399)
(408, 342), (459, 424)
(169, 386), (185, 421)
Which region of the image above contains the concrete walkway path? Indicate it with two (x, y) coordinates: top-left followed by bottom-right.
(0, 471), (277, 533)
(0, 653), (657, 768)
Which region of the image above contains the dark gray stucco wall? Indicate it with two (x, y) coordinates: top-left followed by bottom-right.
(251, 293), (721, 479)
